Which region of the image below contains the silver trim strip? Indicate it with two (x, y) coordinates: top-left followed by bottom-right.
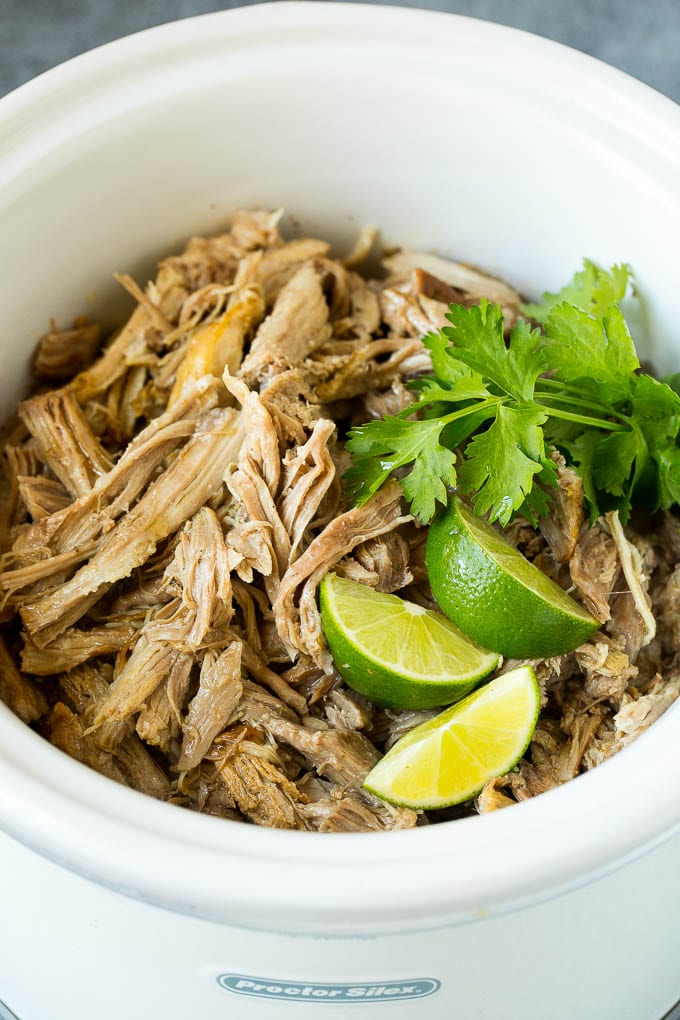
(663, 999), (680, 1020)
(0, 997), (19, 1020)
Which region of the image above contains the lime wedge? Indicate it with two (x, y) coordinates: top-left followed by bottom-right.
(319, 573), (499, 711)
(364, 665), (540, 808)
(426, 497), (599, 658)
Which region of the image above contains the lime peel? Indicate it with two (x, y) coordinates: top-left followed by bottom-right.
(319, 573), (499, 711)
(426, 496), (599, 658)
(364, 665), (540, 809)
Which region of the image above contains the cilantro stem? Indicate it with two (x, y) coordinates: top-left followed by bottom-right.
(535, 402), (626, 432)
(438, 396), (502, 425)
(534, 386), (611, 415)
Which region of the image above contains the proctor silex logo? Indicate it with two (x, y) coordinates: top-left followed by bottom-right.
(217, 975), (441, 1003)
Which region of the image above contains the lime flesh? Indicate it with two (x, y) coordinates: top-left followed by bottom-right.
(319, 573), (499, 711)
(364, 665), (540, 809)
(426, 497), (599, 658)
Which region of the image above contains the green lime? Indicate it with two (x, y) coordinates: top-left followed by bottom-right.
(364, 665), (540, 808)
(319, 573), (499, 711)
(426, 497), (599, 658)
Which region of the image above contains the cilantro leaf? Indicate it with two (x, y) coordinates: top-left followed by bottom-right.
(420, 332), (489, 398)
(523, 260), (631, 323)
(443, 303), (544, 402)
(631, 373), (680, 448)
(343, 415), (459, 522)
(542, 303), (639, 400)
(591, 430), (640, 497)
(458, 404), (549, 525)
(400, 442), (458, 523)
(655, 446), (680, 510)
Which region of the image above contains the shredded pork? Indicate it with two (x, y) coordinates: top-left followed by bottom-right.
(1, 209), (678, 832)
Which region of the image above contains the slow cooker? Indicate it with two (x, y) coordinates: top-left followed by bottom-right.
(1, 5), (679, 1017)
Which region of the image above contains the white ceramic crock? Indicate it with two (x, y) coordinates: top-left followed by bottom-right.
(1, 5), (680, 1018)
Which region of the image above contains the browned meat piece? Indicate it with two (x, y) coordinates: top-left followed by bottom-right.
(59, 663), (169, 799)
(584, 672), (680, 768)
(237, 641), (306, 714)
(33, 318), (101, 382)
(575, 635), (637, 705)
(260, 369), (323, 428)
(177, 643), (243, 771)
(322, 688), (373, 731)
(503, 516), (547, 561)
(334, 556), (381, 587)
(414, 267), (473, 308)
(208, 726), (310, 829)
(136, 656), (193, 755)
(361, 380), (412, 421)
(44, 702), (127, 784)
(274, 481), (411, 669)
(238, 677), (299, 727)
(168, 287), (265, 409)
(58, 663), (131, 751)
(262, 715), (379, 788)
(114, 735), (172, 799)
(476, 778), (516, 813)
(154, 235), (239, 322)
(153, 508), (233, 650)
(179, 761), (247, 821)
(17, 475), (71, 520)
(72, 216), (263, 403)
(0, 634), (47, 724)
(5, 377), (218, 576)
(518, 687), (606, 797)
(20, 407), (244, 642)
(539, 455), (584, 563)
(223, 374), (295, 598)
(224, 374), (282, 495)
(300, 793), (406, 832)
(608, 593), (651, 664)
(654, 564), (680, 654)
(383, 250), (522, 327)
(345, 272), (381, 335)
(92, 640), (193, 731)
(70, 304), (156, 405)
(379, 285), (439, 338)
(256, 238), (331, 303)
(656, 512), (680, 565)
(239, 264), (332, 385)
(370, 707), (439, 751)
(261, 715), (418, 828)
(229, 208), (284, 253)
(20, 391), (114, 499)
(354, 532), (413, 593)
(278, 419), (337, 562)
(106, 575), (170, 617)
(21, 623), (135, 676)
(605, 512), (656, 659)
(569, 522), (619, 622)
(314, 335), (430, 403)
(341, 225), (377, 269)
(0, 444), (40, 550)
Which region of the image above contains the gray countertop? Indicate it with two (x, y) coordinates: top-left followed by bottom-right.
(2, 0), (680, 102)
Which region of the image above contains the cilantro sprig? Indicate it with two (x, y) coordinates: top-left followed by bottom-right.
(344, 261), (680, 526)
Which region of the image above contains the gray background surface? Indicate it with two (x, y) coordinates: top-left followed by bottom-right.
(2, 0), (680, 102)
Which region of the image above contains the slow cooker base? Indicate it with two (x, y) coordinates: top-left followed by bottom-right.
(0, 825), (678, 1020)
